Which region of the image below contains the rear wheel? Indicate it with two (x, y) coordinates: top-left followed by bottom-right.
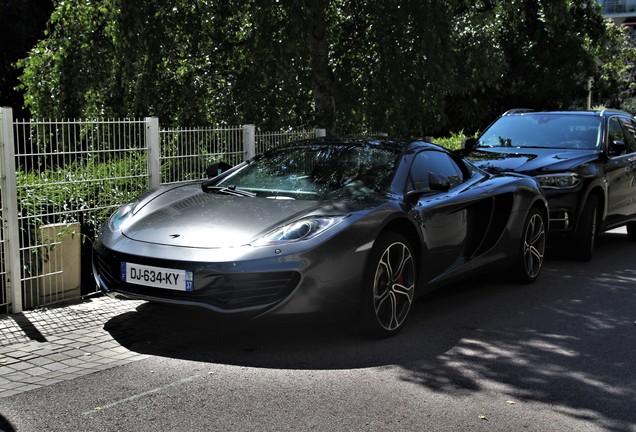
(361, 232), (416, 338)
(573, 195), (599, 261)
(511, 207), (546, 283)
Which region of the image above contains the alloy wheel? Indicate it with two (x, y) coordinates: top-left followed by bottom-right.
(372, 241), (415, 331)
(522, 212), (546, 279)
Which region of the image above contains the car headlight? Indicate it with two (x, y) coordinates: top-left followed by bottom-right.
(252, 216), (346, 246)
(108, 201), (138, 231)
(535, 173), (582, 189)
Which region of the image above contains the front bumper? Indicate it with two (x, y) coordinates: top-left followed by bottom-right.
(92, 232), (369, 319)
(543, 189), (583, 233)
(93, 243), (301, 312)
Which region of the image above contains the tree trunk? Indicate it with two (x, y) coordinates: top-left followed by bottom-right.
(307, 3), (336, 134)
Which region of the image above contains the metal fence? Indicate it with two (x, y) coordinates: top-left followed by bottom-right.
(0, 108), (324, 313)
(159, 126), (322, 184)
(160, 126), (244, 185)
(255, 129), (319, 155)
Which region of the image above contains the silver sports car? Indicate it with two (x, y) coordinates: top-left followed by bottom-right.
(93, 137), (547, 337)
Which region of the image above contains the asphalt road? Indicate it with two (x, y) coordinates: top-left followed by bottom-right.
(2, 229), (636, 431)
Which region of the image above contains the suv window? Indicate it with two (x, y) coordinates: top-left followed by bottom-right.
(608, 116), (636, 155)
(477, 114), (601, 149)
(619, 118), (636, 153)
(411, 150), (464, 189)
(608, 117), (626, 146)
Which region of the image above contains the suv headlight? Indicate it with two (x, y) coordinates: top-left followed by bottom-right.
(535, 173), (582, 189)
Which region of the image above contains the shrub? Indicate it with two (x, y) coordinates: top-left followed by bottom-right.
(16, 156), (148, 291)
(433, 131), (472, 151)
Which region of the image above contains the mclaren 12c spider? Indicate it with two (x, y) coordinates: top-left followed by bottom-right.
(93, 137), (548, 336)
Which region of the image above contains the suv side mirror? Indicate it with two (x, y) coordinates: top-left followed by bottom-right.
(462, 137), (477, 152)
(609, 140), (626, 157)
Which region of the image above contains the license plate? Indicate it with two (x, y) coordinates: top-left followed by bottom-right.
(121, 262), (193, 292)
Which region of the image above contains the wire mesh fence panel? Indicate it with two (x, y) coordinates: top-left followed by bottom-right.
(159, 126), (244, 184)
(12, 118), (149, 307)
(255, 129), (319, 155)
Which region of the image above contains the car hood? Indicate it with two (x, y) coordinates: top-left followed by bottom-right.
(122, 185), (366, 248)
(469, 147), (600, 175)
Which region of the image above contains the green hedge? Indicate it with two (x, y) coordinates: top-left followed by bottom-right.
(16, 156), (147, 237)
(433, 131), (470, 151)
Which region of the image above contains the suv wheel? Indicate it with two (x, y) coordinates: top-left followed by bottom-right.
(574, 195), (599, 261)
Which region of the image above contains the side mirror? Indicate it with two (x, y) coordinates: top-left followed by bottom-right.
(462, 137), (477, 152)
(206, 162), (232, 178)
(609, 140), (626, 157)
(428, 172), (451, 191)
(404, 172), (451, 206)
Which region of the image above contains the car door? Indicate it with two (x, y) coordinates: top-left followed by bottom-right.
(604, 116), (636, 224)
(407, 150), (473, 283)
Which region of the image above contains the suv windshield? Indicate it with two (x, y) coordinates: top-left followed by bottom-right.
(478, 114), (601, 150)
(214, 143), (400, 200)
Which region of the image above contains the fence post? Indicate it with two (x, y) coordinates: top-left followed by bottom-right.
(0, 108), (23, 313)
(146, 117), (160, 189)
(242, 124), (255, 161)
(316, 128), (326, 137)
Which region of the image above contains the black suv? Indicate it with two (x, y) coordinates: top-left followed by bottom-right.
(463, 109), (636, 260)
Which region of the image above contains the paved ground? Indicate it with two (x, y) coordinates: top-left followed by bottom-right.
(1, 228), (635, 432)
(0, 295), (147, 398)
(1, 229), (635, 431)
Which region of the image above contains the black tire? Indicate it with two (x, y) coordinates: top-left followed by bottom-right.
(361, 232), (416, 338)
(573, 195), (599, 261)
(627, 222), (636, 241)
(511, 207), (546, 283)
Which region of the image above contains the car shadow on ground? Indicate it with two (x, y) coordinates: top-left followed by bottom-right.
(103, 265), (515, 371)
(102, 230), (634, 370)
(104, 230), (636, 431)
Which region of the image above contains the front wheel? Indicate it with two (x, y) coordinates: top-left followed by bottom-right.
(361, 232), (416, 338)
(511, 207), (546, 283)
(573, 195), (599, 261)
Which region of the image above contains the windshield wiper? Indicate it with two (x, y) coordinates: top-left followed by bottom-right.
(202, 184), (257, 197)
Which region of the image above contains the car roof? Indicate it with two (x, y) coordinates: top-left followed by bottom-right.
(501, 108), (634, 119)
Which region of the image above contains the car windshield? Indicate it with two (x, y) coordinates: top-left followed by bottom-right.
(213, 143), (400, 200)
(478, 114), (602, 150)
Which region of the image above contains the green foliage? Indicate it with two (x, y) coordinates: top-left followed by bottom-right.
(16, 0), (616, 136)
(593, 20), (636, 108)
(16, 156), (147, 239)
(621, 97), (636, 115)
(0, 0), (53, 119)
(14, 155), (145, 284)
(332, 1), (458, 136)
(433, 131), (471, 151)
